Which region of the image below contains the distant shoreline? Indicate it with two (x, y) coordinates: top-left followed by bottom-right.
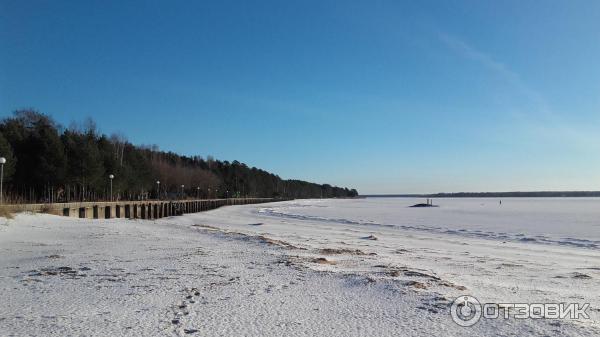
(362, 191), (600, 198)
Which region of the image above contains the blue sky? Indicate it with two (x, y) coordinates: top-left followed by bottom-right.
(1, 1), (600, 194)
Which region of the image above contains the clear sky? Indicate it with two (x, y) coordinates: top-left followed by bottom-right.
(1, 1), (599, 194)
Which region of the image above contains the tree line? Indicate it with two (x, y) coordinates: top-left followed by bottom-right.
(0, 110), (358, 203)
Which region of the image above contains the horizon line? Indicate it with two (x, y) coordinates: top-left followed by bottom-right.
(362, 190), (600, 197)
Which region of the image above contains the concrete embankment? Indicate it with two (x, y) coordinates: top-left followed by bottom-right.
(0, 198), (280, 219)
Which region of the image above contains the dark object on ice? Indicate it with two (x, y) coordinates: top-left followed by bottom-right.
(410, 198), (438, 208)
(571, 272), (592, 279)
(410, 203), (438, 208)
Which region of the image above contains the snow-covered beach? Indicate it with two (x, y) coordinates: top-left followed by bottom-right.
(1, 198), (599, 336)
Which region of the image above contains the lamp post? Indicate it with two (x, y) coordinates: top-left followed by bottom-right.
(108, 174), (114, 201)
(0, 157), (6, 204)
(181, 185), (185, 199)
(196, 186), (200, 199)
(208, 188), (211, 199)
(156, 181), (160, 200)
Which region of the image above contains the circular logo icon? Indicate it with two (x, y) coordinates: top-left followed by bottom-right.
(450, 295), (482, 327)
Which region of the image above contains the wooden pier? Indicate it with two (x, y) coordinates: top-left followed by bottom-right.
(0, 198), (279, 219)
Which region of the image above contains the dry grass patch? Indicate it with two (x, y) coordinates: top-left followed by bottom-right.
(406, 280), (427, 289)
(318, 248), (373, 255)
(257, 235), (305, 250)
(438, 281), (467, 291)
(312, 257), (337, 265)
(0, 207), (14, 219)
(388, 270), (402, 277)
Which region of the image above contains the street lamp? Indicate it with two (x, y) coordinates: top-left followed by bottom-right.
(109, 174), (115, 201)
(156, 181), (160, 200)
(196, 186), (200, 199)
(208, 187), (211, 199)
(0, 157), (6, 204)
(181, 185), (185, 199)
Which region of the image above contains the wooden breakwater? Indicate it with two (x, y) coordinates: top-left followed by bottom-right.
(0, 198), (280, 219)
